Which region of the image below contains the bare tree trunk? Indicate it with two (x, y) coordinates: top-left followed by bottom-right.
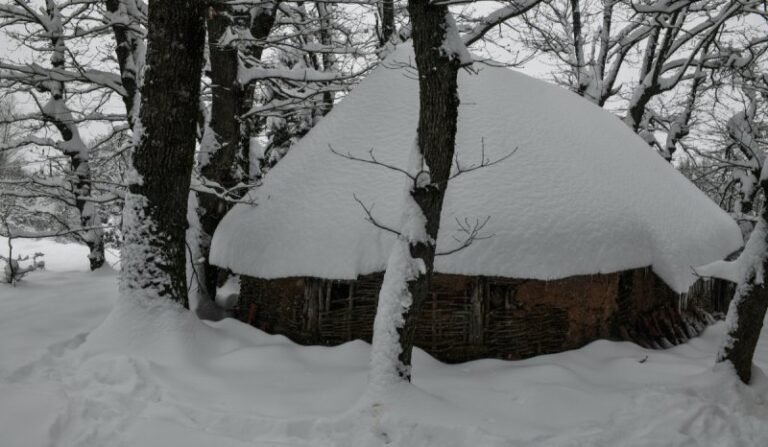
(369, 0), (467, 385)
(120, 0), (206, 306)
(569, 0), (586, 95)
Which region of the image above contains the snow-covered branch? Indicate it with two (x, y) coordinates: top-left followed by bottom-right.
(461, 0), (542, 46)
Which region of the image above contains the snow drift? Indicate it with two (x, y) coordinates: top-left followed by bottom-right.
(211, 44), (742, 293)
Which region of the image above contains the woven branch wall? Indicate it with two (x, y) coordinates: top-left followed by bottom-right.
(237, 268), (723, 363)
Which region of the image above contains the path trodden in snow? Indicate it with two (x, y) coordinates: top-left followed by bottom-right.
(1, 242), (767, 447)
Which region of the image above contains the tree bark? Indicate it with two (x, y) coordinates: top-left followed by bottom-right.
(120, 0), (206, 306)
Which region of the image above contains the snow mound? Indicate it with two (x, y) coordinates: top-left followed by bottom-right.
(211, 44), (742, 293)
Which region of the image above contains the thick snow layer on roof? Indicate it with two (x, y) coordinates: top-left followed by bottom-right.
(211, 44), (743, 293)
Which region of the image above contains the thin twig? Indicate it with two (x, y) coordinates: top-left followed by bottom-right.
(329, 144), (415, 179)
(436, 216), (494, 256)
(451, 138), (518, 180)
(352, 193), (401, 236)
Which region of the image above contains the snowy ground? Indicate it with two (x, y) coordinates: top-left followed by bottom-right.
(1, 239), (768, 447)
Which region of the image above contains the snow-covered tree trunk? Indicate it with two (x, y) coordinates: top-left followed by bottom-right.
(316, 2), (336, 115)
(120, 0), (206, 306)
(729, 88), (763, 238)
(716, 213), (768, 384)
(660, 71), (703, 162)
(196, 5), (245, 309)
(43, 0), (104, 270)
(698, 114), (768, 382)
(237, 5), (277, 158)
(106, 0), (146, 131)
(194, 4), (276, 314)
(623, 24), (665, 132)
(368, 2), (470, 387)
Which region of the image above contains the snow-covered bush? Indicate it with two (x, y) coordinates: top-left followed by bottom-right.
(1, 251), (45, 285)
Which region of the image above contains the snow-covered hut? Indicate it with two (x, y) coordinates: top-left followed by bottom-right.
(211, 45), (743, 362)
